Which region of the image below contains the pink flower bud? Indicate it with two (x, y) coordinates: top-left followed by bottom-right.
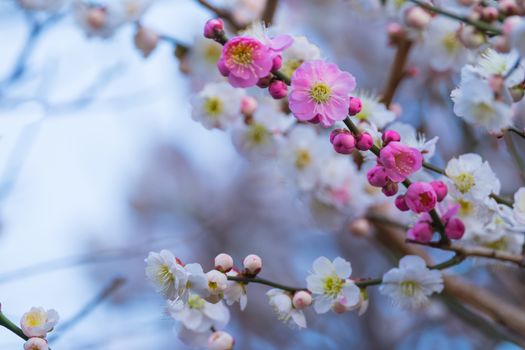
(382, 181), (399, 197)
(405, 182), (437, 213)
(134, 26), (159, 58)
(395, 195), (410, 211)
(379, 142), (423, 182)
(268, 80), (288, 99)
(356, 132), (374, 151)
(348, 97), (363, 116)
(272, 55), (283, 71)
(292, 291), (312, 309)
(204, 18), (225, 39)
(308, 114), (322, 124)
(445, 218), (465, 240)
(382, 130), (401, 145)
(217, 59), (230, 77)
(407, 220), (433, 243)
(208, 331), (234, 350)
(481, 7), (499, 22)
(241, 96), (257, 115)
(405, 7), (431, 30)
(367, 165), (389, 188)
(24, 338), (49, 350)
(430, 180), (448, 202)
(329, 129), (346, 143)
(256, 75), (272, 88)
(332, 132), (356, 155)
(214, 253), (234, 273)
(387, 23), (406, 45)
(499, 0), (518, 15)
(243, 254), (262, 275)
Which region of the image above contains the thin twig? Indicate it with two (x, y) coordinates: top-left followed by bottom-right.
(380, 39), (412, 107)
(195, 0), (242, 31)
(261, 0), (279, 26)
(406, 239), (525, 267)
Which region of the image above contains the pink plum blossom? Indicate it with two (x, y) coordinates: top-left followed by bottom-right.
(379, 142), (423, 182)
(289, 60), (356, 127)
(405, 182), (438, 213)
(218, 36), (274, 88)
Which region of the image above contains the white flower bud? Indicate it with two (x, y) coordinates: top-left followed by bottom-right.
(243, 254), (262, 275)
(405, 7), (431, 30)
(214, 253), (234, 273)
(24, 338), (49, 350)
(208, 331), (234, 350)
(292, 291), (312, 310)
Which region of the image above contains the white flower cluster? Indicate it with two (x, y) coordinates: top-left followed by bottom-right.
(451, 49), (524, 134)
(146, 252), (445, 349)
(443, 154), (524, 255)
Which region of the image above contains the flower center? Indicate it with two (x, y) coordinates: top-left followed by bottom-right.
(400, 281), (419, 296)
(310, 82), (332, 104)
(394, 153), (416, 174)
(295, 149), (311, 169)
(229, 42), (254, 66)
(454, 172), (475, 193)
(458, 199), (474, 216)
(481, 236), (508, 251)
(474, 102), (494, 121)
(355, 101), (370, 121)
(156, 264), (174, 286)
(187, 294), (206, 309)
(323, 275), (345, 297)
(25, 314), (44, 327)
(247, 123), (268, 145)
(441, 33), (460, 54)
(419, 193), (433, 207)
(204, 43), (222, 64)
(203, 97), (223, 116)
(282, 59), (303, 77)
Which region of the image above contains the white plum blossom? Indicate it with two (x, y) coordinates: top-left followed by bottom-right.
(266, 289), (307, 328)
(145, 251), (208, 300)
(445, 153), (500, 200)
(167, 294), (230, 333)
(145, 250), (188, 300)
(312, 157), (371, 217)
(422, 17), (469, 72)
(451, 66), (514, 133)
(231, 99), (293, 160)
(306, 257), (360, 314)
(191, 82), (246, 130)
(223, 270), (248, 310)
(280, 36), (322, 78)
(278, 125), (328, 191)
(187, 36), (225, 89)
(513, 187), (525, 225)
(379, 255), (444, 309)
(206, 270), (228, 303)
(20, 307), (59, 338)
(475, 49), (524, 88)
(351, 90), (396, 129)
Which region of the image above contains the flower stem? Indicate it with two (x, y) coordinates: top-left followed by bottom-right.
(0, 310), (28, 341)
(408, 0), (502, 35)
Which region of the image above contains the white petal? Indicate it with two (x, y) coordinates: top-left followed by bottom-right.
(333, 257), (352, 278)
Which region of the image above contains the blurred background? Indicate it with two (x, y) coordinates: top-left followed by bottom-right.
(1, 0), (525, 349)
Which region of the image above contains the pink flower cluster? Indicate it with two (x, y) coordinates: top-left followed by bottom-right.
(366, 131), (423, 197)
(406, 205), (465, 243)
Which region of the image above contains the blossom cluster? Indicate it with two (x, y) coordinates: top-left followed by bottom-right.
(145, 250), (444, 348)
